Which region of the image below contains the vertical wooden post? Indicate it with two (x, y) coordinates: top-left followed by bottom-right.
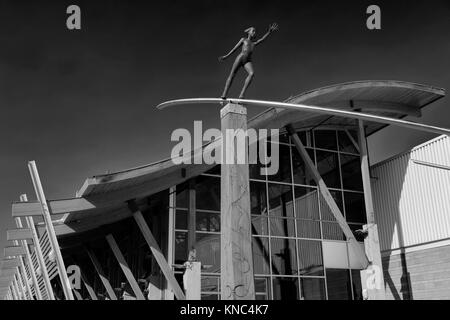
(129, 202), (186, 300)
(16, 195), (42, 300)
(85, 247), (117, 300)
(220, 103), (255, 300)
(28, 161), (74, 300)
(105, 234), (145, 300)
(26, 215), (55, 300)
(358, 120), (386, 300)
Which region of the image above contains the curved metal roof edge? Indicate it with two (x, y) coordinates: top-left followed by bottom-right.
(76, 80), (445, 198)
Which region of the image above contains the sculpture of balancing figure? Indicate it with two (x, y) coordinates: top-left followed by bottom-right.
(219, 23), (278, 99)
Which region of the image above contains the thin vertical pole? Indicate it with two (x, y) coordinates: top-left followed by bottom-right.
(14, 242), (32, 300)
(16, 194), (42, 300)
(220, 103), (255, 300)
(13, 273), (22, 300)
(28, 161), (74, 300)
(11, 283), (18, 300)
(358, 120), (386, 300)
(165, 186), (176, 300)
(26, 215), (55, 300)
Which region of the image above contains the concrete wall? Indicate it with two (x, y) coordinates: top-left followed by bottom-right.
(383, 244), (450, 300)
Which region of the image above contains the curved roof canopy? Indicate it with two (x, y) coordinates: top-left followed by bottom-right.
(13, 80), (444, 240)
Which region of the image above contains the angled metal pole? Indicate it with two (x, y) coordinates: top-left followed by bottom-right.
(26, 215), (55, 300)
(13, 240), (32, 300)
(85, 247), (117, 300)
(286, 124), (369, 268)
(28, 161), (74, 300)
(13, 273), (22, 300)
(10, 283), (18, 300)
(129, 201), (186, 300)
(105, 234), (145, 300)
(15, 194), (42, 300)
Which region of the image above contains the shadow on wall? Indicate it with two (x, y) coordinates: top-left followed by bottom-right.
(371, 153), (413, 300)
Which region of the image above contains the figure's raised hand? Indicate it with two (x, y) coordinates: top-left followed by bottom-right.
(269, 23), (278, 32)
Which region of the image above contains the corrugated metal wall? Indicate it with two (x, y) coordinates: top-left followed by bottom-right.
(371, 135), (450, 252)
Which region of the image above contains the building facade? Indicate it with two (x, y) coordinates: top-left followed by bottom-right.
(1, 80), (447, 300)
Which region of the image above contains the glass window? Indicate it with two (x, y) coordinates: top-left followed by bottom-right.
(196, 211), (220, 232)
(316, 150), (341, 189)
(344, 192), (367, 224)
(252, 215), (269, 236)
(294, 187), (319, 220)
(291, 147), (316, 186)
(250, 181), (268, 216)
(176, 182), (189, 208)
(201, 276), (219, 293)
(319, 190), (343, 221)
(272, 277), (299, 300)
(174, 231), (187, 264)
(267, 143), (292, 183)
(322, 222), (345, 241)
(255, 277), (270, 299)
(326, 269), (352, 300)
(297, 219), (321, 239)
(270, 217), (296, 237)
(338, 131), (358, 154)
(340, 154), (363, 191)
(175, 209), (188, 230)
(301, 278), (326, 300)
(250, 142), (266, 181)
(314, 130), (337, 151)
(268, 183), (294, 218)
(271, 238), (297, 275)
(201, 294), (219, 300)
(252, 237), (271, 275)
(195, 175), (220, 211)
(297, 240), (324, 276)
(196, 233), (220, 273)
(351, 269), (363, 300)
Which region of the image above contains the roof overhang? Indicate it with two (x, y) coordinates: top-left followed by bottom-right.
(19, 80), (443, 239)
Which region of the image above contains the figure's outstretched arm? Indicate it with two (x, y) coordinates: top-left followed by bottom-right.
(254, 22), (278, 46)
(218, 38), (244, 61)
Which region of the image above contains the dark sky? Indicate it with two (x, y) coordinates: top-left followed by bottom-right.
(0, 0), (449, 254)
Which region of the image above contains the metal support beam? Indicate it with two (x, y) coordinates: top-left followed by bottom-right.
(85, 247), (117, 300)
(129, 201), (186, 300)
(26, 215), (55, 300)
(358, 120), (386, 300)
(28, 161), (74, 300)
(15, 195), (43, 300)
(79, 269), (97, 300)
(286, 124), (369, 268)
(13, 273), (22, 300)
(105, 234), (145, 300)
(13, 239), (32, 300)
(220, 103), (255, 300)
(165, 186), (176, 300)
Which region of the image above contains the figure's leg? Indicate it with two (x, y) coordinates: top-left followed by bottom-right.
(222, 56), (242, 99)
(239, 62), (254, 99)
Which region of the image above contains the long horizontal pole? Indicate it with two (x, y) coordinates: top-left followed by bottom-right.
(156, 98), (450, 136)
